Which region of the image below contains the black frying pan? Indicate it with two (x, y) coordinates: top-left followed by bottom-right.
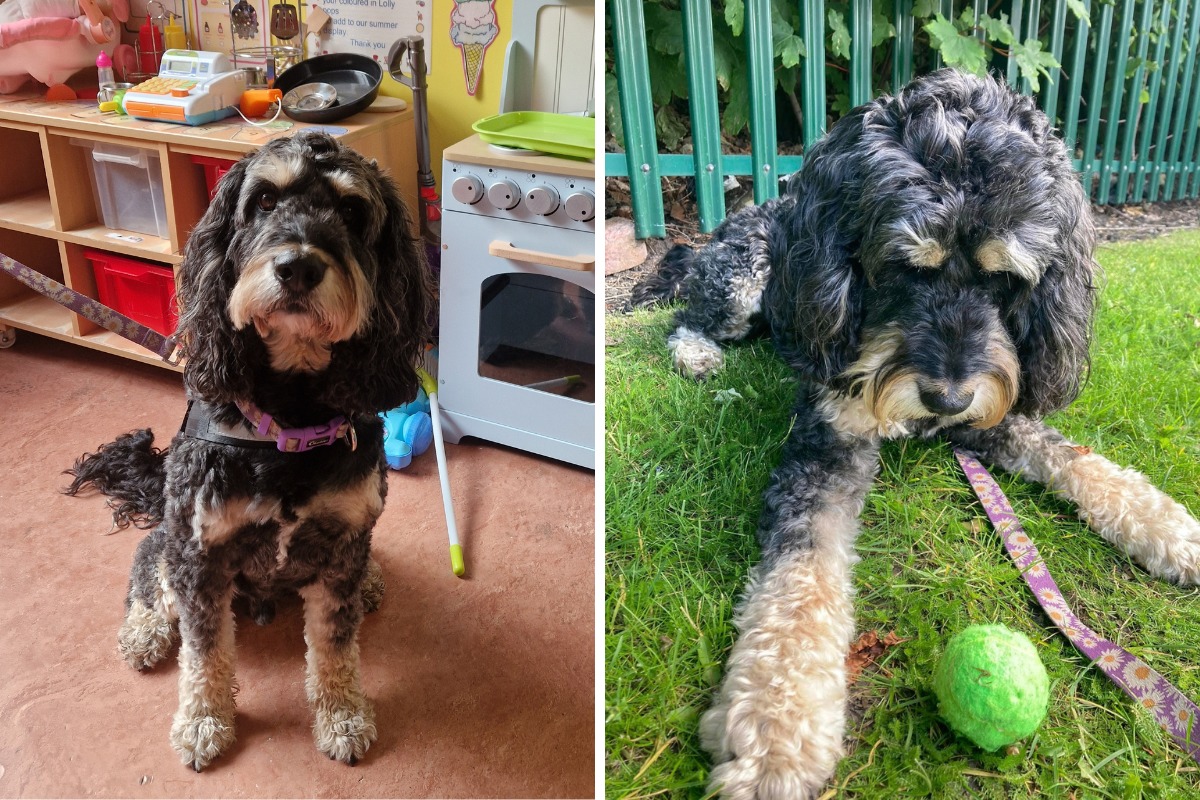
(274, 53), (382, 124)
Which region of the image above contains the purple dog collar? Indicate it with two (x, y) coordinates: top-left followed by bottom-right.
(236, 400), (357, 453)
(955, 448), (1200, 762)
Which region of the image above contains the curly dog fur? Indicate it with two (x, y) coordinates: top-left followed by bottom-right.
(635, 69), (1200, 799)
(65, 130), (431, 771)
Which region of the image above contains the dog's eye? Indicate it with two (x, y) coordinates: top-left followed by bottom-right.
(257, 191), (278, 212)
(339, 199), (364, 225)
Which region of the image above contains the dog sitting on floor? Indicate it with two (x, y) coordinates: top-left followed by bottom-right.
(634, 69), (1200, 799)
(65, 130), (431, 771)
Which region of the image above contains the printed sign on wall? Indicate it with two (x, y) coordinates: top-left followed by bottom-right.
(314, 0), (432, 67)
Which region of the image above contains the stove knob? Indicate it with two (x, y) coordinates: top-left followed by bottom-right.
(487, 179), (522, 210)
(564, 190), (595, 222)
(451, 175), (484, 205)
(525, 185), (560, 216)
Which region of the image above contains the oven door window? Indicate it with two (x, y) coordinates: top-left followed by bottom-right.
(478, 273), (595, 404)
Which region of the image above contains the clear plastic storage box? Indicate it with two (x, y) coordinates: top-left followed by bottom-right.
(71, 139), (169, 239)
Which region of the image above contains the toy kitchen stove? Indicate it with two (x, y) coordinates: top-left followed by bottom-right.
(436, 135), (595, 468)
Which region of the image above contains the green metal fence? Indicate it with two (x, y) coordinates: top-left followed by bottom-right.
(606, 0), (1200, 238)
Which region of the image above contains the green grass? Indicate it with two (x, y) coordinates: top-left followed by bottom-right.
(605, 230), (1200, 800)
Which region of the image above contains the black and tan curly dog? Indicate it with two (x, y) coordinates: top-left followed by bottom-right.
(67, 130), (432, 771)
(635, 69), (1200, 799)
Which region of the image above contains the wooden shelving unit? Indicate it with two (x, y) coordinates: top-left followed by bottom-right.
(0, 94), (417, 370)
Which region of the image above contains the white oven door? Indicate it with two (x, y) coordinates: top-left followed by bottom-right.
(437, 209), (595, 467)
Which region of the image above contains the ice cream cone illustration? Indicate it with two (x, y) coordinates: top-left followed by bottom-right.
(450, 0), (497, 96)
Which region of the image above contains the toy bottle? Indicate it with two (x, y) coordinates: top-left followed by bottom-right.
(138, 17), (164, 74)
(164, 15), (187, 50)
(96, 51), (114, 87)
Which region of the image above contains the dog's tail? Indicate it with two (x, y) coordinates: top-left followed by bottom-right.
(630, 244), (695, 308)
(64, 429), (168, 529)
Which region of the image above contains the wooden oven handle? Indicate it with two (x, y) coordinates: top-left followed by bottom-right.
(488, 241), (596, 272)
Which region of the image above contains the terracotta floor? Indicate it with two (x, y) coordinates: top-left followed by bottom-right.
(0, 334), (596, 799)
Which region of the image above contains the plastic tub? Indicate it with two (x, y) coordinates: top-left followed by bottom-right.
(71, 139), (169, 239)
(85, 249), (178, 335)
(192, 155), (238, 199)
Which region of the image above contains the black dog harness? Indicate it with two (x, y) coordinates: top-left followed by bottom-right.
(181, 400), (358, 452)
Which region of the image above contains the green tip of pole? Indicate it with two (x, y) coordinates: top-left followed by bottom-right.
(417, 367), (438, 398)
(450, 544), (465, 577)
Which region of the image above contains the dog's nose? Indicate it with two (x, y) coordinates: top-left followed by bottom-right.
(274, 254), (326, 293)
(919, 385), (975, 416)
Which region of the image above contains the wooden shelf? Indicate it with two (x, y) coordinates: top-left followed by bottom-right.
(0, 191), (55, 235)
(78, 329), (184, 371)
(0, 290), (76, 338)
(59, 224), (179, 264)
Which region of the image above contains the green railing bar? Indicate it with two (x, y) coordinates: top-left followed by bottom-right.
(1019, 0), (1042, 96)
(893, 0), (914, 90)
(1132, 0), (1171, 203)
(1041, 0), (1069, 122)
(849, 0), (872, 105)
(680, 0), (726, 231)
(609, 0), (665, 238)
(800, 0), (828, 146)
(1115, 0), (1155, 203)
(1080, 0), (1114, 197)
(1061, 0), (1092, 155)
(1007, 0), (1025, 89)
(1143, 0), (1184, 201)
(1180, 62), (1200, 198)
(604, 153), (806, 178)
(933, 0), (952, 70)
(972, 0), (987, 40)
(745, 0), (780, 203)
(1097, 0), (1136, 205)
(1163, 0), (1200, 199)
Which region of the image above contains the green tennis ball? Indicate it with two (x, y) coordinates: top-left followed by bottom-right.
(933, 624), (1049, 751)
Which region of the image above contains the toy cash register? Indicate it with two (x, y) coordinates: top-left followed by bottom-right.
(122, 50), (247, 126)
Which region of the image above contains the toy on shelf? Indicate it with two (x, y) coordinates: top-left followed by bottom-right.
(380, 387), (434, 470)
(121, 49), (247, 125)
(0, 0), (133, 93)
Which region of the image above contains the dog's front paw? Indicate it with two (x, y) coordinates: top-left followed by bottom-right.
(170, 709), (235, 771)
(118, 598), (177, 670)
(313, 701), (377, 765)
(700, 550), (856, 799)
(700, 691), (844, 800)
(668, 327), (725, 379)
(1058, 453), (1200, 585)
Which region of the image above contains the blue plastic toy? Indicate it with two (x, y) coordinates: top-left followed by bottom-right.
(380, 387), (434, 469)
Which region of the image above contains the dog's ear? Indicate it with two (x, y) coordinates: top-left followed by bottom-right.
(320, 170), (433, 414)
(175, 157), (259, 403)
(1008, 181), (1097, 416)
(763, 139), (868, 383)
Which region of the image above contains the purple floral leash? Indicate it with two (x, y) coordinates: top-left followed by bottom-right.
(954, 448), (1200, 762)
(0, 252), (180, 364)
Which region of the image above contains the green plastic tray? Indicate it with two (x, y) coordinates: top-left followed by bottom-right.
(472, 111), (594, 160)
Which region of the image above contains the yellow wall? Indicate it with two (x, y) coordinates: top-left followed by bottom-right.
(380, 0), (513, 189)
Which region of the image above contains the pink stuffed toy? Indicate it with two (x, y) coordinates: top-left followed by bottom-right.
(0, 0), (132, 93)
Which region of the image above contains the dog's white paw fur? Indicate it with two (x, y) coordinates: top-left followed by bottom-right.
(700, 548), (855, 800)
(171, 709), (236, 771)
(669, 326), (725, 379)
(313, 701), (377, 764)
(1056, 452), (1200, 585)
(118, 598), (177, 670)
